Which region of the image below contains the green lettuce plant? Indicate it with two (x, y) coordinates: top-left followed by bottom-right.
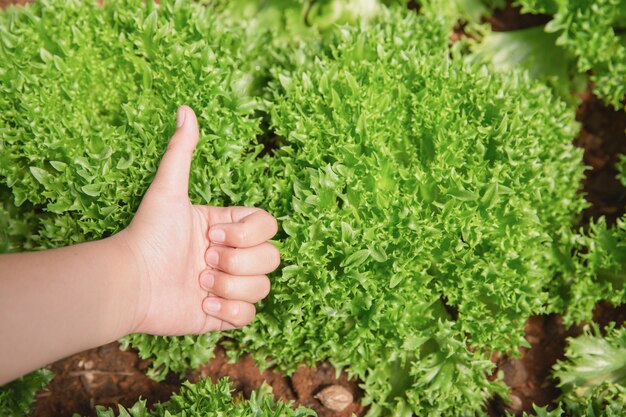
(78, 377), (315, 417)
(0, 187), (42, 253)
(120, 333), (221, 381)
(471, 0), (626, 108)
(1, 0), (621, 416)
(471, 26), (584, 103)
(506, 405), (565, 417)
(212, 0), (384, 35)
(0, 369), (54, 417)
(551, 324), (626, 416)
(233, 5), (588, 414)
(0, 0), (271, 243)
(525, 0), (626, 109)
(505, 325), (626, 417)
(551, 218), (626, 324)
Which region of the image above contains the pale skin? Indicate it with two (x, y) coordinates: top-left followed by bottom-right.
(0, 106), (279, 385)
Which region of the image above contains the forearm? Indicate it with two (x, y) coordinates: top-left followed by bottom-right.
(0, 233), (140, 384)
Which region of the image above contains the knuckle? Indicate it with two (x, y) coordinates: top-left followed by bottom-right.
(235, 228), (248, 245)
(224, 251), (240, 273)
(230, 302), (241, 319)
(216, 275), (232, 298)
(232, 303), (255, 327)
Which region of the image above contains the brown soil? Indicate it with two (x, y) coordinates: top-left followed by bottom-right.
(575, 90), (626, 225)
(192, 346), (365, 417)
(593, 301), (626, 332)
(487, 3), (551, 32)
(30, 344), (365, 417)
(30, 343), (180, 417)
(487, 316), (584, 415)
(0, 0), (29, 8)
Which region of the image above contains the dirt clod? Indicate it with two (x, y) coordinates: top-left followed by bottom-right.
(507, 394), (523, 413)
(315, 385), (354, 412)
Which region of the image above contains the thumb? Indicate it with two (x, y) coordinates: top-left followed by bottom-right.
(151, 105), (199, 195)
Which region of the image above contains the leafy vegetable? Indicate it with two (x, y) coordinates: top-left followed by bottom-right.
(120, 333), (220, 381)
(235, 4), (586, 414)
(471, 26), (585, 103)
(543, 0), (626, 109)
(551, 218), (626, 324)
(0, 0), (271, 239)
(80, 377), (315, 417)
(2, 0), (621, 415)
(0, 186), (42, 253)
(556, 324), (626, 396)
(212, 0), (384, 36)
(469, 0), (626, 108)
(505, 404), (565, 417)
(0, 369), (54, 417)
(552, 324), (626, 416)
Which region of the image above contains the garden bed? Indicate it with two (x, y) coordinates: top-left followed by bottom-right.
(2, 0), (626, 416)
(22, 54), (626, 417)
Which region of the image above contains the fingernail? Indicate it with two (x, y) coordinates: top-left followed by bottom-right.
(209, 228), (225, 243)
(206, 250), (219, 267)
(176, 106), (186, 128)
(201, 273), (215, 289)
(205, 298), (221, 313)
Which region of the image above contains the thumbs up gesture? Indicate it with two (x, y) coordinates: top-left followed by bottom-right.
(122, 106), (279, 335)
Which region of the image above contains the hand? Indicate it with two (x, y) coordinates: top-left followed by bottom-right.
(120, 106), (279, 335)
(0, 105), (279, 384)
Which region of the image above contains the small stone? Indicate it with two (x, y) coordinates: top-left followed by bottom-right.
(80, 372), (95, 390)
(508, 395), (523, 412)
(315, 385), (353, 412)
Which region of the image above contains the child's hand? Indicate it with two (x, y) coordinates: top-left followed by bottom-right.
(120, 106), (279, 335)
(0, 105), (277, 383)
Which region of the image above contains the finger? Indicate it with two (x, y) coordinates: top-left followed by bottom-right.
(202, 297), (256, 328)
(205, 242), (280, 275)
(208, 209), (278, 248)
(150, 105), (199, 196)
(199, 270), (270, 303)
(199, 315), (238, 333)
(204, 206), (266, 225)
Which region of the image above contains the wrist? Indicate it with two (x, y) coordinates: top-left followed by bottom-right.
(104, 230), (149, 337)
